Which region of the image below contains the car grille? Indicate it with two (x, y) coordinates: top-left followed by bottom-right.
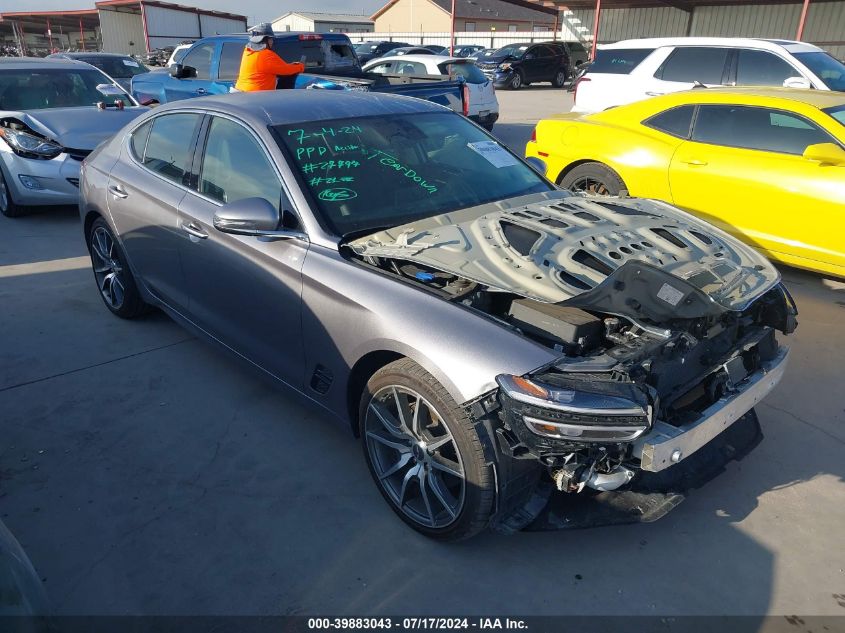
(66, 149), (91, 162)
(478, 63), (498, 72)
(66, 178), (80, 188)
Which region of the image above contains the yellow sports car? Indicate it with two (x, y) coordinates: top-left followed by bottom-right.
(526, 88), (845, 277)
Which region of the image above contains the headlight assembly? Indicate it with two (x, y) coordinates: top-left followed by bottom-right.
(498, 63), (512, 71)
(496, 374), (651, 443)
(0, 127), (63, 160)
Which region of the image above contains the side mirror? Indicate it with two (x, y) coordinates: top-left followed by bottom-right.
(802, 142), (845, 166)
(169, 63), (184, 78)
(213, 198), (308, 241)
(783, 76), (811, 89)
(524, 156), (547, 175)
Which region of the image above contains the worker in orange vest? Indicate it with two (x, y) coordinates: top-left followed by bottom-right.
(234, 23), (305, 92)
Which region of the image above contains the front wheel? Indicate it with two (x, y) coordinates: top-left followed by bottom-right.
(559, 162), (627, 197)
(87, 217), (152, 318)
(360, 359), (495, 541)
(0, 169), (26, 218)
(552, 68), (568, 88)
(508, 70), (524, 90)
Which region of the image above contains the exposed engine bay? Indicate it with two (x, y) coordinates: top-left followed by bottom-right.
(347, 192), (796, 500)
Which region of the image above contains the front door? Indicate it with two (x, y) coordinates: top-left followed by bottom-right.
(176, 115), (309, 386)
(107, 112), (204, 313)
(669, 103), (845, 272)
(164, 41), (218, 102)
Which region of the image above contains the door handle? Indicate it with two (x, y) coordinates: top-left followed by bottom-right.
(645, 91), (664, 96)
(196, 88), (207, 95)
(181, 222), (208, 239)
(108, 184), (128, 199)
(680, 158), (708, 166)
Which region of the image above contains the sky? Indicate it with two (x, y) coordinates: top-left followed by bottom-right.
(2, 0), (386, 24)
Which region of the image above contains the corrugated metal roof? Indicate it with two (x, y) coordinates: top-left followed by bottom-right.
(430, 0), (557, 20)
(278, 12), (374, 24)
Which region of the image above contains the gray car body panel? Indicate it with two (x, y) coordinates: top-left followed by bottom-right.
(80, 90), (776, 425)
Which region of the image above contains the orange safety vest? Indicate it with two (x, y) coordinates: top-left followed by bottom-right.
(234, 47), (305, 92)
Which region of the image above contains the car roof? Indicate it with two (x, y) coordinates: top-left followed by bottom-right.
(599, 37), (823, 53)
(50, 52), (131, 58)
(366, 54), (461, 65)
(590, 87), (845, 120)
(196, 32), (352, 43)
(155, 89), (448, 126)
(0, 57), (92, 71)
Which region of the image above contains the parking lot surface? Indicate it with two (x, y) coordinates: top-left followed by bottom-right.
(1, 89), (844, 616)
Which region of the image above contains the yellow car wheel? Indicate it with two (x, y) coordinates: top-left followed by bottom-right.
(559, 162), (626, 197)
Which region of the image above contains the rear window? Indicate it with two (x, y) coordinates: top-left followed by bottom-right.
(644, 105), (695, 138)
(656, 47), (729, 84)
(589, 48), (654, 74)
(440, 62), (487, 84)
(274, 38), (357, 72)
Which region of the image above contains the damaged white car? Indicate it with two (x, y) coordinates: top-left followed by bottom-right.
(80, 91), (797, 540)
(0, 57), (146, 217)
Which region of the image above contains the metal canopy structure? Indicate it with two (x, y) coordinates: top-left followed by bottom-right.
(506, 0), (842, 57)
(0, 9), (100, 54)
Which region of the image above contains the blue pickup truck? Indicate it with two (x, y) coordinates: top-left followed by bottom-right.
(132, 32), (467, 114)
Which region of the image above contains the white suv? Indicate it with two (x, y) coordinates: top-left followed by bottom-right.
(573, 37), (845, 113)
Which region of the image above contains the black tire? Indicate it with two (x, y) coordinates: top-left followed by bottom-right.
(559, 161), (627, 197)
(0, 169), (26, 218)
(87, 217), (151, 319)
(359, 358), (495, 541)
(552, 68), (568, 88)
(508, 70), (524, 90)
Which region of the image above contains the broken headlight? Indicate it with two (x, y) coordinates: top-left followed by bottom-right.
(496, 374), (651, 443)
(0, 127), (62, 160)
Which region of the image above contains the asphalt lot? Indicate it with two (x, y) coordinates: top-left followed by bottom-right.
(1, 88), (844, 616)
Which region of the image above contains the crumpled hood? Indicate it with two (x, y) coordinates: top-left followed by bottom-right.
(3, 106), (147, 150)
(350, 192), (781, 313)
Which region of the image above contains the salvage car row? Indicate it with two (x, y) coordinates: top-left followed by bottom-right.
(1, 32), (842, 542)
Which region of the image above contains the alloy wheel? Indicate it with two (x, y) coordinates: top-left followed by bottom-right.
(569, 176), (613, 196)
(364, 385), (466, 528)
(0, 177), (8, 214)
(90, 226), (126, 309)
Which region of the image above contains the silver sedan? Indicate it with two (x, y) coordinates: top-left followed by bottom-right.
(80, 90), (795, 540)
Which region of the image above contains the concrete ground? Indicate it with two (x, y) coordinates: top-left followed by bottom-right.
(1, 89), (844, 617)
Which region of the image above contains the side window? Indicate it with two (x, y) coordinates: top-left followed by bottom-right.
(368, 62), (393, 74)
(129, 119), (152, 161)
(736, 49), (798, 86)
(644, 105), (695, 139)
(657, 47), (729, 84)
(396, 61), (426, 75)
(218, 42), (244, 80)
(181, 43), (215, 79)
(692, 105), (835, 155)
(200, 117), (283, 210)
(143, 113), (202, 184)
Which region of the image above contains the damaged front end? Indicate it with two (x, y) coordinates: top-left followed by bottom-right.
(349, 192), (797, 529)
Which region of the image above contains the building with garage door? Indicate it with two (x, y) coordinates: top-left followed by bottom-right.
(272, 12), (374, 34)
(371, 0), (558, 33)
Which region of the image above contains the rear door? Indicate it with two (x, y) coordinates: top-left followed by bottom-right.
(164, 41), (218, 101)
(107, 112), (204, 312)
(176, 114), (308, 385)
(669, 104), (845, 270)
(650, 46), (731, 94)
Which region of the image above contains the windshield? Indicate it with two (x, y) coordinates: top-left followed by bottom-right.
(493, 44), (528, 59)
(825, 105), (845, 126)
(0, 68), (132, 110)
(84, 56), (149, 78)
(275, 112), (553, 236)
(793, 52), (845, 91)
(354, 43), (379, 53)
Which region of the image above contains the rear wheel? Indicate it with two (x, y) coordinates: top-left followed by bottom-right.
(560, 162), (626, 197)
(360, 358), (495, 541)
(87, 217), (151, 318)
(0, 169), (26, 218)
(552, 68), (568, 88)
